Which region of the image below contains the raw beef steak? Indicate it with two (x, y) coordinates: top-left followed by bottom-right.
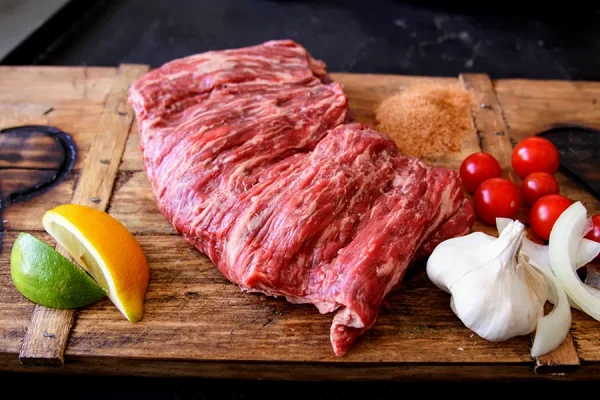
(128, 39), (475, 356)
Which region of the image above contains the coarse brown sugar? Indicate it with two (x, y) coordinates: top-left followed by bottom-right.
(374, 82), (475, 159)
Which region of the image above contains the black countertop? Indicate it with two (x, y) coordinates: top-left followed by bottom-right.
(3, 370), (599, 398)
(3, 0), (600, 397)
(4, 0), (600, 81)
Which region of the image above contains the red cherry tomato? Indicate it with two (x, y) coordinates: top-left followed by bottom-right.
(585, 214), (600, 261)
(530, 194), (573, 240)
(521, 172), (560, 206)
(511, 137), (560, 178)
(459, 152), (503, 194)
(585, 214), (600, 243)
(473, 178), (521, 225)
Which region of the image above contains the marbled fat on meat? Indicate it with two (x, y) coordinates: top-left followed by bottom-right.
(128, 39), (475, 356)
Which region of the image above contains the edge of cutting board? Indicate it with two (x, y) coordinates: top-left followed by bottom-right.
(1, 65), (600, 380)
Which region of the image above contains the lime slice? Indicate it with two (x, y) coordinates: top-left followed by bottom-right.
(10, 232), (107, 309)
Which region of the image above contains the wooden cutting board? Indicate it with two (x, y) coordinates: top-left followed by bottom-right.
(1, 65), (600, 381)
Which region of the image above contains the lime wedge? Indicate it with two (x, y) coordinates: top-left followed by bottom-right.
(10, 232), (107, 309)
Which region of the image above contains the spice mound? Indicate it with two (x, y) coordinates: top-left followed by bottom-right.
(374, 82), (474, 159)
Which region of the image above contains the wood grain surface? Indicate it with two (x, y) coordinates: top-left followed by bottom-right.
(1, 67), (599, 380)
(10, 65), (149, 365)
(495, 79), (600, 367)
(460, 73), (580, 372)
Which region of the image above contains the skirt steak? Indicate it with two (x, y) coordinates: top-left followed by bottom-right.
(128, 39), (475, 356)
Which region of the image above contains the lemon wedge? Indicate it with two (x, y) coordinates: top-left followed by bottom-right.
(42, 204), (149, 322)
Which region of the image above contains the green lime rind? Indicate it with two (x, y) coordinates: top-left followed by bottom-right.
(10, 232), (107, 309)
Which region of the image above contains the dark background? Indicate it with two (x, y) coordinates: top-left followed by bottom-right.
(4, 0), (600, 81)
(2, 0), (600, 397)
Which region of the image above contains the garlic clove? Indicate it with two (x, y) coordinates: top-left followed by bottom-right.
(426, 232), (495, 294)
(450, 252), (546, 341)
(428, 219), (548, 343)
(496, 217), (600, 271)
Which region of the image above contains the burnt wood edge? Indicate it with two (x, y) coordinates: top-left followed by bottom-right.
(0, 125), (77, 204)
(537, 124), (600, 201)
(0, 125), (77, 260)
(1, 352), (597, 381)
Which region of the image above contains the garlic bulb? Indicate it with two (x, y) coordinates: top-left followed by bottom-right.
(426, 220), (548, 341)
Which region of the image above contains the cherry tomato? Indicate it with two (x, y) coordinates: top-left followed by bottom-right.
(473, 178), (521, 225)
(585, 214), (600, 261)
(511, 137), (560, 178)
(521, 172), (560, 206)
(459, 152), (503, 194)
(585, 214), (600, 243)
(530, 194), (573, 240)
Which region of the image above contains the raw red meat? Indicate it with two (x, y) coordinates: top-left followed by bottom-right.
(128, 39), (474, 356)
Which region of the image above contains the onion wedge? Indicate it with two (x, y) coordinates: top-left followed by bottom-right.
(549, 202), (600, 321)
(529, 259), (572, 358)
(577, 239), (600, 269)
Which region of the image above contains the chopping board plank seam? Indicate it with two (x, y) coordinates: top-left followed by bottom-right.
(0, 166), (65, 171)
(17, 64), (150, 367)
(491, 80), (582, 375)
(458, 73), (581, 374)
(105, 169), (137, 211)
(2, 227), (182, 236)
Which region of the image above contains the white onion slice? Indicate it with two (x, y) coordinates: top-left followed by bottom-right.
(568, 296), (583, 311)
(529, 259), (572, 358)
(549, 202), (600, 321)
(565, 266), (600, 312)
(578, 239), (600, 269)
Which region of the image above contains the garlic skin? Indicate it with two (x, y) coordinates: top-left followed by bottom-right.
(427, 220), (548, 341)
(426, 232), (495, 294)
